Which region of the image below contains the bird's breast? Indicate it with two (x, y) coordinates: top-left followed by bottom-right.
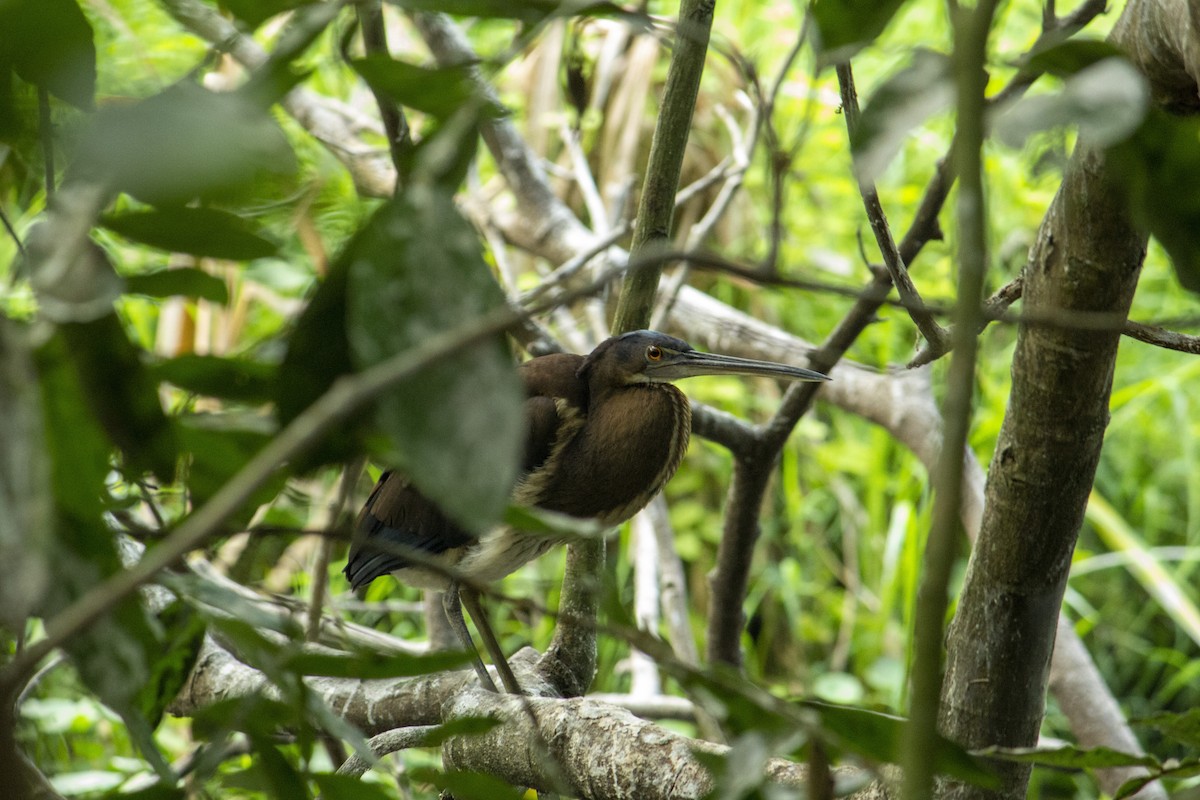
(520, 383), (690, 526)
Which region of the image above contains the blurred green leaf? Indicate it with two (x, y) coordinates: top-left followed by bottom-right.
(409, 767), (525, 800)
(1108, 109), (1200, 293)
(250, 735), (311, 800)
(994, 58), (1149, 149)
(350, 57), (500, 121)
(281, 649), (471, 679)
(176, 414), (281, 513)
(851, 49), (953, 184)
(812, 0), (911, 65)
(102, 783), (185, 800)
(980, 743), (1158, 769)
(59, 315), (178, 479)
(805, 701), (998, 787)
(346, 189), (524, 532)
(103, 207), (278, 260)
(312, 774), (394, 800)
(136, 600), (207, 728)
(125, 268), (230, 304)
(0, 0), (95, 108)
(151, 354), (277, 403)
(75, 82), (294, 206)
(0, 319), (52, 625)
(1023, 38), (1125, 78)
(275, 254), (361, 466)
(1136, 708), (1200, 749)
(1116, 759), (1200, 799)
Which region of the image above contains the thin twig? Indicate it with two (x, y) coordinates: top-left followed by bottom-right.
(836, 62), (950, 352)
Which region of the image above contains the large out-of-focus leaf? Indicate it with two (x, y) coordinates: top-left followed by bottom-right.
(33, 334), (167, 762)
(59, 314), (178, 479)
(408, 768), (526, 800)
(73, 82), (294, 206)
(274, 254), (360, 467)
(1108, 109), (1200, 293)
(312, 774), (394, 800)
(851, 49), (954, 184)
(0, 319), (52, 624)
(1136, 708), (1200, 749)
(1022, 38), (1125, 78)
(0, 0), (95, 109)
(125, 268), (230, 304)
(993, 58), (1149, 149)
(281, 650), (471, 679)
(812, 0), (911, 66)
(151, 355), (277, 404)
(804, 700), (998, 787)
(103, 207), (278, 260)
(350, 56), (501, 121)
(135, 600), (207, 729)
(345, 189), (524, 533)
(980, 744), (1158, 769)
(175, 414), (281, 514)
(386, 0), (604, 24)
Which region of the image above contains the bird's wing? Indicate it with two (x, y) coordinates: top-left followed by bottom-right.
(345, 352), (588, 590)
(518, 352), (587, 474)
(343, 470), (474, 590)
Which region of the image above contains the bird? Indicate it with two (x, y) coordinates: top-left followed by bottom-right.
(344, 330), (829, 692)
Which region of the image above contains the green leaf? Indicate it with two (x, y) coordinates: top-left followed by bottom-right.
(103, 207), (278, 260)
(102, 783), (185, 800)
(74, 82), (294, 206)
(1116, 759), (1200, 799)
(805, 701), (999, 787)
(1107, 109), (1200, 293)
(249, 735), (311, 800)
(1136, 708), (1200, 749)
(979, 744), (1159, 770)
(993, 58), (1149, 149)
(1023, 38), (1125, 78)
(0, 319), (53, 625)
(281, 649), (471, 679)
(346, 189), (524, 532)
(408, 768), (526, 800)
(176, 414), (281, 513)
(812, 0), (911, 66)
(350, 57), (500, 121)
(125, 268), (230, 304)
(150, 354), (277, 403)
(851, 49), (954, 184)
(59, 316), (179, 479)
(275, 254), (362, 467)
(135, 600), (208, 729)
(387, 0), (559, 24)
(0, 0), (95, 108)
(312, 774), (394, 800)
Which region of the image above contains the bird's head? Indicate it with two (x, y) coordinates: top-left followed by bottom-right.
(579, 330), (830, 387)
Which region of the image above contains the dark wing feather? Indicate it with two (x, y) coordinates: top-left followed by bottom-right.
(345, 352), (589, 590)
(343, 470), (473, 590)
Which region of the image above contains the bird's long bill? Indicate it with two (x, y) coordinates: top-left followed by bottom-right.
(654, 350), (830, 382)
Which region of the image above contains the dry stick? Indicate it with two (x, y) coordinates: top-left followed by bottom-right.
(836, 63), (949, 353)
(903, 1), (1001, 798)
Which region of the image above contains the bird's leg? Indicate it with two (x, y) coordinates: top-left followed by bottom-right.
(459, 587), (523, 695)
(442, 582), (498, 693)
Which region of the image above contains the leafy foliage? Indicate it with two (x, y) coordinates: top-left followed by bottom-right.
(2, 0), (1199, 798)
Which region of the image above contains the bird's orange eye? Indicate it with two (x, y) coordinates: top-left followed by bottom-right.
(646, 345), (663, 361)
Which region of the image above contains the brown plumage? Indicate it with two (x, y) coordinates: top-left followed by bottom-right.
(345, 330), (828, 592)
(343, 330), (828, 692)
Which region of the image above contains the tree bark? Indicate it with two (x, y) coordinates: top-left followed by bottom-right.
(939, 0), (1199, 796)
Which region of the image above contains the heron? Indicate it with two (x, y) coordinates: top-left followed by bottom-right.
(344, 330), (828, 692)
